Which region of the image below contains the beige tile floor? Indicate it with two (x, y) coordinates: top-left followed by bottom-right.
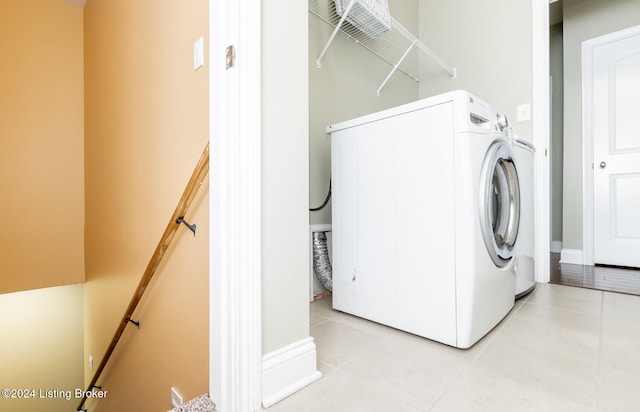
(268, 283), (640, 411)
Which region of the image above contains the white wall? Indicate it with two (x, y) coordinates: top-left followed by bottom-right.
(262, 0), (311, 354)
(308, 0), (420, 225)
(417, 0), (533, 141)
(562, 0), (640, 249)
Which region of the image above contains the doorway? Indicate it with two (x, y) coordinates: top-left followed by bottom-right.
(549, 3), (564, 258)
(582, 24), (640, 269)
(546, 0), (640, 270)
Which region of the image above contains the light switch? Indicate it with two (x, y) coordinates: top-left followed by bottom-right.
(194, 37), (204, 70)
(517, 103), (531, 122)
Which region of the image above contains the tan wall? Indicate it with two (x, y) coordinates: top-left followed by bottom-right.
(0, 284), (84, 412)
(82, 0), (209, 410)
(86, 190), (209, 411)
(0, 0), (85, 294)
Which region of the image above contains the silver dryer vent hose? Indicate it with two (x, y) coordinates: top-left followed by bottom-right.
(312, 231), (332, 292)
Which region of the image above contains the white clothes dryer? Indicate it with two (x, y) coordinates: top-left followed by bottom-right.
(512, 137), (536, 298)
(328, 90), (519, 349)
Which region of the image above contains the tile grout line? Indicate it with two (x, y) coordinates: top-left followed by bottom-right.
(426, 334), (499, 411)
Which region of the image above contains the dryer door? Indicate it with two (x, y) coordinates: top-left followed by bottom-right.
(480, 141), (520, 267)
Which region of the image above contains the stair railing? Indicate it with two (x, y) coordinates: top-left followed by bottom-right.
(77, 142), (210, 411)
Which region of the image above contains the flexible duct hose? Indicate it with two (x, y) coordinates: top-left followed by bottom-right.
(312, 231), (333, 292)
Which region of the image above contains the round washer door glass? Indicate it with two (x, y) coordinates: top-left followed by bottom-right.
(480, 141), (520, 267)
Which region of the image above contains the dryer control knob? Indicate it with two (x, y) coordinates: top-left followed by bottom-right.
(497, 114), (509, 131)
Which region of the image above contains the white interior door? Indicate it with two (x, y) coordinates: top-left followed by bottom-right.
(592, 26), (640, 268)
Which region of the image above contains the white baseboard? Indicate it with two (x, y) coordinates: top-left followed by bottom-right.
(550, 241), (563, 254)
(560, 249), (583, 265)
(261, 337), (322, 408)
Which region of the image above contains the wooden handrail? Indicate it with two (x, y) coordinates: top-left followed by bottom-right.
(77, 142), (210, 411)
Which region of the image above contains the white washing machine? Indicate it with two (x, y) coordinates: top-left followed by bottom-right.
(512, 137), (536, 298)
(328, 90), (519, 349)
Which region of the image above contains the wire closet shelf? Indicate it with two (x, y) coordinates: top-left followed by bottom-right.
(309, 0), (456, 96)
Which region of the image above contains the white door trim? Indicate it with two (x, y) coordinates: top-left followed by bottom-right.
(532, 0), (550, 283)
(209, 0), (262, 411)
(581, 24), (640, 266)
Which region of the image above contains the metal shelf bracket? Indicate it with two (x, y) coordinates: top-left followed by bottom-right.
(316, 0), (357, 68)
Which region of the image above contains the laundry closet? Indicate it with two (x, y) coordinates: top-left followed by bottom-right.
(307, 0), (534, 297)
(257, 0), (537, 406)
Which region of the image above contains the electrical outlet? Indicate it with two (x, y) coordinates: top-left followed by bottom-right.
(171, 387), (183, 408)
